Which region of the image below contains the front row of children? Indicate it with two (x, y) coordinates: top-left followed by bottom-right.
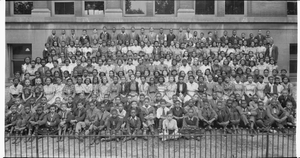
(5, 93), (296, 144)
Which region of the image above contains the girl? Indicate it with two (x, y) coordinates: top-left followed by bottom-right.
(223, 76), (234, 100)
(213, 77), (225, 100)
(43, 77), (56, 104)
(32, 77), (44, 103)
(147, 77), (158, 102)
(46, 56), (54, 69)
(22, 79), (33, 104)
(268, 58), (278, 72)
(256, 76), (267, 104)
(108, 76), (121, 100)
(233, 75), (244, 98)
(84, 78), (93, 101)
(85, 59), (94, 77)
(50, 77), (65, 104)
(62, 78), (75, 101)
(281, 76), (293, 96)
(99, 76), (110, 101)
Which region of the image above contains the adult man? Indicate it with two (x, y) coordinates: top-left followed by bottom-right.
(184, 28), (193, 43)
(117, 27), (129, 44)
(230, 30), (240, 44)
(156, 28), (167, 42)
(147, 27), (157, 44)
(139, 27), (148, 43)
(176, 27), (185, 43)
(167, 28), (176, 46)
(47, 30), (59, 46)
(254, 30), (266, 43)
(79, 29), (90, 45)
(129, 26), (139, 43)
(110, 27), (118, 44)
(100, 26), (110, 41)
(265, 39), (279, 62)
(59, 30), (70, 46)
(278, 89), (296, 108)
(68, 29), (79, 44)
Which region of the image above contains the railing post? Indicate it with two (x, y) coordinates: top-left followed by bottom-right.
(265, 130), (269, 158)
(36, 134), (39, 158)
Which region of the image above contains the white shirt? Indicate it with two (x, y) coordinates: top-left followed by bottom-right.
(94, 65), (107, 74)
(179, 65), (192, 74)
(67, 46), (77, 55)
(61, 65), (74, 74)
(186, 82), (199, 96)
(123, 64), (136, 73)
(156, 107), (170, 119)
(143, 46), (153, 55)
(46, 63), (54, 69)
(199, 65), (211, 74)
(129, 45), (141, 54)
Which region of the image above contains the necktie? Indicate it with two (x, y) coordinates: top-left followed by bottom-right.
(273, 85), (278, 94)
(162, 108), (166, 116)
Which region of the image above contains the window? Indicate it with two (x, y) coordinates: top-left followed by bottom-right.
(287, 1), (297, 15)
(289, 60), (297, 73)
(195, 0), (214, 15)
(225, 0), (244, 15)
(155, 0), (175, 15)
(125, 0), (147, 15)
(55, 2), (74, 15)
(289, 43), (297, 74)
(84, 1), (104, 15)
(14, 1), (33, 15)
(290, 44), (297, 55)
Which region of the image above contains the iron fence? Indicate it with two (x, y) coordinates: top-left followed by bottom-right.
(5, 127), (296, 158)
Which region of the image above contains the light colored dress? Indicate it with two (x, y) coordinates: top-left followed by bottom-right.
(49, 83), (65, 103)
(44, 84), (56, 104)
(99, 83), (110, 101)
(165, 82), (177, 103)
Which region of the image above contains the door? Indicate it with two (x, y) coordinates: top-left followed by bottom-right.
(7, 44), (32, 77)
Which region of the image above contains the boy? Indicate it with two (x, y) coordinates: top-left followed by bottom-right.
(266, 99), (287, 133)
(215, 101), (231, 134)
(69, 102), (86, 139)
(14, 105), (32, 143)
(43, 105), (60, 135)
(170, 100), (185, 128)
(181, 109), (200, 140)
(141, 98), (156, 135)
(226, 100), (240, 133)
(255, 102), (269, 132)
(156, 100), (170, 132)
(124, 109), (143, 141)
(84, 102), (100, 136)
(283, 100), (296, 127)
(57, 104), (72, 141)
(236, 100), (257, 134)
(198, 101), (217, 130)
(101, 109), (122, 141)
(28, 106), (46, 141)
(5, 105), (19, 142)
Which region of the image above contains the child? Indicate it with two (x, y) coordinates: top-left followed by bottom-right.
(226, 100), (240, 133)
(181, 109), (200, 140)
(101, 109), (122, 142)
(14, 105), (32, 143)
(5, 105), (19, 142)
(7, 78), (23, 109)
(255, 102), (269, 132)
(57, 104), (71, 142)
(198, 101), (217, 130)
(70, 102), (86, 140)
(43, 105), (60, 135)
(84, 102), (100, 136)
(28, 106), (46, 141)
(237, 100), (257, 134)
(159, 112), (180, 141)
(124, 109), (143, 141)
(284, 101), (296, 127)
(215, 101), (230, 134)
(22, 79), (33, 105)
(156, 100), (170, 132)
(141, 98), (156, 135)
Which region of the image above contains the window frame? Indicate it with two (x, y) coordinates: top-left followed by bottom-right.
(289, 43), (297, 78)
(123, 0), (147, 17)
(153, 0), (177, 16)
(10, 1), (33, 16)
(224, 0), (246, 16)
(82, 0), (105, 17)
(52, 1), (75, 16)
(287, 1), (297, 16)
(194, 0), (216, 16)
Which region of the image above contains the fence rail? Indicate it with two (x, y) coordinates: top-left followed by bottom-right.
(5, 128), (296, 158)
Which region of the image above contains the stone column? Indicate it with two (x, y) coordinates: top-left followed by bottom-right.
(31, 1), (51, 17)
(177, 0), (195, 17)
(105, 0), (122, 17)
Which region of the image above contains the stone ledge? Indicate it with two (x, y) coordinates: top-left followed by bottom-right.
(5, 16), (297, 23)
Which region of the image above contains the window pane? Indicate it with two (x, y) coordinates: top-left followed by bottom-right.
(55, 2), (74, 15)
(225, 0), (244, 14)
(14, 1), (33, 15)
(290, 60), (297, 73)
(195, 0), (214, 14)
(287, 2), (297, 15)
(125, 0), (147, 14)
(84, 1), (104, 15)
(155, 0), (175, 14)
(290, 44), (297, 55)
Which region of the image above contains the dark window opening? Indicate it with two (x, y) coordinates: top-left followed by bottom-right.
(55, 2), (74, 15)
(14, 1), (33, 15)
(225, 0), (244, 15)
(155, 0), (175, 14)
(84, 1), (104, 15)
(287, 2), (297, 15)
(195, 0), (214, 15)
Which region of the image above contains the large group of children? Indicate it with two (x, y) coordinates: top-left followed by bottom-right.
(5, 27), (297, 144)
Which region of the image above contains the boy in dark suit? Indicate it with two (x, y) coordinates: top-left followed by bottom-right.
(255, 101), (269, 132)
(14, 105), (32, 143)
(28, 106), (46, 141)
(181, 109), (200, 140)
(215, 101), (231, 134)
(57, 104), (72, 141)
(43, 105), (60, 135)
(5, 105), (19, 142)
(101, 109), (122, 142)
(198, 101), (217, 130)
(69, 102), (86, 139)
(124, 109), (143, 141)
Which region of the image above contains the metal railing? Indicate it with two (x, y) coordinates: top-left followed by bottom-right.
(5, 128), (296, 158)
